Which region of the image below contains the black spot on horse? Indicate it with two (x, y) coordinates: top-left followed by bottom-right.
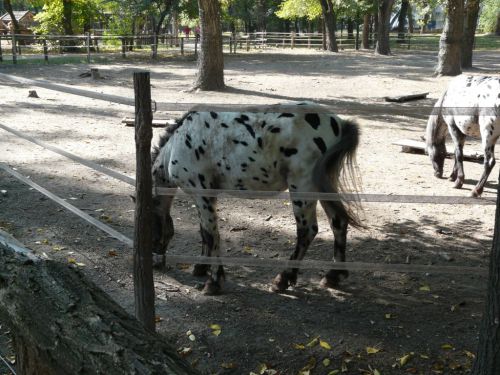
(249, 157), (255, 162)
(313, 137), (327, 154)
(185, 140), (192, 149)
(253, 177), (260, 181)
(183, 167), (188, 172)
(257, 137), (263, 148)
(186, 134), (192, 141)
(243, 124), (256, 138)
(217, 162), (222, 167)
(280, 147), (298, 157)
(195, 150), (200, 160)
(204, 121), (210, 128)
(188, 179), (196, 187)
(221, 123), (229, 128)
(233, 140), (240, 145)
(278, 113), (294, 118)
(159, 165), (164, 169)
(261, 121), (267, 128)
(198, 146), (205, 154)
(330, 117), (339, 136)
(226, 166), (231, 171)
(210, 111), (218, 119)
(260, 167), (268, 173)
(290, 184), (297, 190)
(305, 113), (321, 129)
(241, 163), (248, 168)
(241, 141), (249, 146)
(198, 174), (207, 189)
(270, 127), (281, 133)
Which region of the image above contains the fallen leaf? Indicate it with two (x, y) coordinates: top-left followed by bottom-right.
(100, 214), (113, 223)
(373, 369), (381, 375)
(243, 246), (253, 254)
(68, 257), (77, 264)
(322, 358), (331, 366)
(210, 324), (221, 330)
(212, 329), (221, 336)
(463, 350), (476, 359)
(419, 285), (431, 292)
(399, 353), (412, 366)
(306, 337), (319, 348)
(385, 313), (394, 319)
(320, 340), (332, 350)
(107, 250), (118, 257)
(366, 346), (382, 354)
(188, 334), (196, 341)
(155, 316), (163, 323)
(221, 362), (237, 369)
(177, 347), (192, 357)
(299, 356), (316, 372)
(441, 344), (454, 350)
(327, 370), (340, 375)
(293, 343), (306, 350)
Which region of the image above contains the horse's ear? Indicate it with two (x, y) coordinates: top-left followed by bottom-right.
(130, 194), (136, 203)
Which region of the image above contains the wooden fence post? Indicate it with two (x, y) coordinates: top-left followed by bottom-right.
(180, 37), (184, 55)
(0, 36), (3, 62)
(194, 36), (198, 57)
(86, 32), (91, 63)
(121, 37), (126, 58)
(246, 35), (250, 51)
(43, 38), (48, 62)
(133, 72), (155, 332)
(11, 33), (17, 64)
(291, 32), (295, 49)
(151, 33), (158, 59)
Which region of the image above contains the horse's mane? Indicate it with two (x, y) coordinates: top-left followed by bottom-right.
(151, 111), (192, 165)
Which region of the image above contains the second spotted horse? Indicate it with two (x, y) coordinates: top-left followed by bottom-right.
(426, 75), (500, 197)
(150, 103), (363, 294)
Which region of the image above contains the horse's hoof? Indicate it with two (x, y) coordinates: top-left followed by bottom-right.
(192, 264), (210, 277)
(202, 278), (222, 295)
(321, 270), (349, 288)
(453, 181), (463, 189)
(471, 189), (482, 198)
(271, 273), (290, 293)
(434, 171), (443, 178)
(448, 175), (457, 182)
(152, 253), (166, 268)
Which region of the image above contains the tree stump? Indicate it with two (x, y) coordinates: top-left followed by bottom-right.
(27, 90), (39, 98)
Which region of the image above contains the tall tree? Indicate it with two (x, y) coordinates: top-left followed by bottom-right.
(461, 0), (480, 68)
(62, 0), (74, 35)
(194, 0), (224, 90)
(397, 0), (409, 40)
(318, 0), (338, 51)
(3, 0), (20, 33)
(471, 170), (500, 374)
(435, 0), (463, 76)
(362, 13), (370, 48)
(375, 0), (394, 55)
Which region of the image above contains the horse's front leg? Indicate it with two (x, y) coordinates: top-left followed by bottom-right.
(448, 123), (466, 188)
(272, 200), (318, 292)
(193, 196), (224, 295)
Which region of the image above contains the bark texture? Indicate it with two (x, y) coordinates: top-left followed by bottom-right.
(461, 0), (480, 68)
(319, 0), (338, 52)
(471, 170), (500, 374)
(397, 0), (409, 40)
(362, 14), (370, 49)
(435, 0), (464, 76)
(375, 0), (395, 55)
(194, 0), (225, 90)
(0, 237), (200, 375)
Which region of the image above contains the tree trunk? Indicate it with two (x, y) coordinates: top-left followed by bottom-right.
(347, 18), (354, 39)
(397, 0), (409, 40)
(408, 4), (414, 33)
(362, 14), (370, 48)
(62, 0), (74, 35)
(435, 0), (464, 76)
(319, 0), (338, 52)
(471, 170), (500, 374)
(420, 13), (429, 34)
(194, 0), (224, 90)
(496, 11), (500, 35)
(0, 233), (200, 375)
(255, 0), (267, 31)
(461, 0), (480, 68)
(3, 0), (20, 34)
(375, 0), (395, 55)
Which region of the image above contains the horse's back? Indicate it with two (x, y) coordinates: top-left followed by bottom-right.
(161, 107), (348, 192)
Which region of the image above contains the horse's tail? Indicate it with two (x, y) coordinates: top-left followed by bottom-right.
(313, 119), (364, 229)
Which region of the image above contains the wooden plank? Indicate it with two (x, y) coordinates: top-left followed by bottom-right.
(122, 117), (175, 127)
(384, 92), (429, 103)
(393, 139), (484, 163)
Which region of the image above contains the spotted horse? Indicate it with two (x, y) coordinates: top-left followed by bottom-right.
(426, 75), (500, 197)
(151, 103), (363, 294)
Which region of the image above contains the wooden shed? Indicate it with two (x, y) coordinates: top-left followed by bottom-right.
(0, 10), (36, 34)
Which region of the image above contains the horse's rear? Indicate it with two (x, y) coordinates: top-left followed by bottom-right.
(426, 75), (500, 196)
(151, 104), (362, 294)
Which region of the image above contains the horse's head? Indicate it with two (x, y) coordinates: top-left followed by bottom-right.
(426, 141), (446, 178)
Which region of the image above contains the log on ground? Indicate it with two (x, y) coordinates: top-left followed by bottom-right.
(0, 231), (200, 375)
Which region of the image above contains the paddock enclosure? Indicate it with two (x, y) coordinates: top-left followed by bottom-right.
(1, 49), (500, 374)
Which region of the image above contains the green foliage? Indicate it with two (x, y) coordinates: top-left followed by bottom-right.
(33, 0), (102, 34)
(275, 0), (321, 20)
(478, 0), (500, 33)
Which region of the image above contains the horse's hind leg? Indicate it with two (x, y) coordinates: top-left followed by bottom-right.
(151, 195), (175, 267)
(319, 200), (349, 288)
(472, 124), (498, 197)
(448, 122), (466, 188)
(272, 199), (318, 293)
(192, 196), (224, 295)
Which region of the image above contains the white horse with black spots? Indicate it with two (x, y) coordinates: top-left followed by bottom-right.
(151, 103), (363, 294)
(426, 75), (500, 197)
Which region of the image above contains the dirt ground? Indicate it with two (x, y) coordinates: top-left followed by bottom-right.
(1, 48), (500, 375)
